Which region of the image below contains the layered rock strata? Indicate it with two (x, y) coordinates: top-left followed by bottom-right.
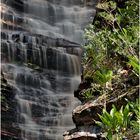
(1, 0), (97, 140)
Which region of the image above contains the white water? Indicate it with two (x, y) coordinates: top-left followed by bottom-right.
(1, 0), (96, 139)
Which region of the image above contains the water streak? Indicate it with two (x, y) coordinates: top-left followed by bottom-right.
(1, 0), (96, 139)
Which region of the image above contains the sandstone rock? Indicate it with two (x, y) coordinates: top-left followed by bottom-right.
(64, 132), (97, 140)
(63, 125), (104, 140)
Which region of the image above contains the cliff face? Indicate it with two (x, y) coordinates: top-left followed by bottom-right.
(1, 0), (96, 140)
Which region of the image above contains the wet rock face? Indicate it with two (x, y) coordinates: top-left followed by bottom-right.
(1, 0), (96, 44)
(1, 31), (82, 75)
(1, 0), (97, 140)
(1, 72), (21, 139)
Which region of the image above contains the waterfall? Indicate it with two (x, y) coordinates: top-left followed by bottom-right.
(1, 0), (96, 140)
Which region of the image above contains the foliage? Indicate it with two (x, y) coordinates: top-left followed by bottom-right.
(127, 99), (140, 131)
(95, 99), (140, 140)
(83, 0), (139, 91)
(127, 55), (139, 76)
(82, 88), (93, 99)
(94, 67), (113, 85)
(82, 0), (139, 138)
(82, 84), (102, 100)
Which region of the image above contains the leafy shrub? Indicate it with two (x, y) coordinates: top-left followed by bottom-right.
(82, 0), (139, 139)
(127, 55), (139, 76)
(95, 99), (140, 140)
(82, 0), (139, 98)
(82, 88), (93, 99)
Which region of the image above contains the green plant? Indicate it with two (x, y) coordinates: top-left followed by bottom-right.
(95, 100), (139, 140)
(94, 67), (113, 85)
(82, 0), (139, 139)
(82, 85), (102, 99)
(128, 99), (140, 131)
(82, 1), (139, 108)
(127, 55), (140, 76)
(82, 89), (93, 99)
(83, 0), (139, 79)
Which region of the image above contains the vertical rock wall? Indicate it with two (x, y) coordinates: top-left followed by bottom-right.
(1, 0), (97, 140)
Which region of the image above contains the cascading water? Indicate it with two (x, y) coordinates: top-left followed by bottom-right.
(1, 0), (96, 140)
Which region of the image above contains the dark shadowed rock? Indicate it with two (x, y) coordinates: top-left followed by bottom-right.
(1, 0), (96, 139)
(1, 72), (21, 139)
